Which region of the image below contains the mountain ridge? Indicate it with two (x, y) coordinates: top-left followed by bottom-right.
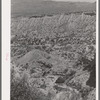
(11, 0), (96, 17)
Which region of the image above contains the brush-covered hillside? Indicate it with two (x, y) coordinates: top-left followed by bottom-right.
(11, 14), (96, 100)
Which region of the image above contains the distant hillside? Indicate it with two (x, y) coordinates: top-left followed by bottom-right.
(11, 0), (96, 17)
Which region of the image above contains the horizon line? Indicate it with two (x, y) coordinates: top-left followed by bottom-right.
(51, 0), (96, 3)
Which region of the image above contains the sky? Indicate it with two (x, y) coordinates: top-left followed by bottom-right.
(52, 0), (96, 2)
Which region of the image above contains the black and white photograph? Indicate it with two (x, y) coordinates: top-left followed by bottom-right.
(10, 0), (97, 100)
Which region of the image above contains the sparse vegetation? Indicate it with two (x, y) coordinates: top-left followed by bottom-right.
(11, 13), (96, 100)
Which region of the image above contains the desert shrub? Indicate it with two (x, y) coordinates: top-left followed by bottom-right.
(79, 87), (93, 99)
(30, 68), (36, 74)
(11, 72), (50, 100)
(87, 88), (96, 100)
(66, 81), (82, 91)
(66, 78), (94, 100)
(65, 69), (76, 80)
(11, 76), (31, 100)
(37, 60), (53, 68)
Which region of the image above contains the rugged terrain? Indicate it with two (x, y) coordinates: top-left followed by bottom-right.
(11, 14), (96, 100)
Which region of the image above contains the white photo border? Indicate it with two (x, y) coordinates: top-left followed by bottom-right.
(2, 0), (99, 100)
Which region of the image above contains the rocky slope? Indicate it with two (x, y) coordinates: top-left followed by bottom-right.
(11, 14), (96, 100)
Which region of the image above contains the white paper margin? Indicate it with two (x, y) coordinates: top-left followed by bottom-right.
(2, 0), (99, 100)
